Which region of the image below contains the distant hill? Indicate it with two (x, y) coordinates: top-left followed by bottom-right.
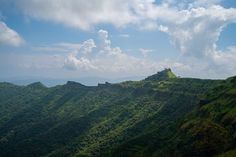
(0, 69), (235, 157)
(1, 76), (145, 87)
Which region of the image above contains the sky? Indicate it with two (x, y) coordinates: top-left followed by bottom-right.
(0, 0), (236, 85)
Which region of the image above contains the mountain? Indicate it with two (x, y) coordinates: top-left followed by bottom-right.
(0, 69), (235, 157)
(145, 68), (177, 81)
(2, 76), (146, 87)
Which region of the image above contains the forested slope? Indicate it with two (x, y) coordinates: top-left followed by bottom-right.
(0, 69), (235, 157)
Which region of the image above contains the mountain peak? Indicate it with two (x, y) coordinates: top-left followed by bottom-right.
(145, 68), (177, 81)
(27, 82), (46, 89)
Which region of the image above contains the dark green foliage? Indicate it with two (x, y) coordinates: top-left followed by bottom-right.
(218, 149), (236, 157)
(177, 120), (233, 157)
(0, 70), (235, 157)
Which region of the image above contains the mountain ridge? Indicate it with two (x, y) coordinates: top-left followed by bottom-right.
(1, 68), (227, 88)
(0, 70), (235, 157)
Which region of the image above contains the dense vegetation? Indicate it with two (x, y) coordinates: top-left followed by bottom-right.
(0, 69), (235, 157)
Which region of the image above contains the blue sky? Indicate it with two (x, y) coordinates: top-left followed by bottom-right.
(0, 0), (236, 85)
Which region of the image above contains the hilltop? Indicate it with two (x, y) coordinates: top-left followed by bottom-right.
(145, 68), (177, 81)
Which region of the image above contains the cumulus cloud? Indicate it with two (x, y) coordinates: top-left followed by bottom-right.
(133, 1), (236, 78)
(98, 29), (111, 52)
(64, 53), (97, 70)
(155, 5), (236, 78)
(63, 29), (181, 76)
(80, 39), (96, 54)
(0, 21), (24, 46)
(162, 6), (236, 58)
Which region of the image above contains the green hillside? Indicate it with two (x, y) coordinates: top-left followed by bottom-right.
(0, 69), (235, 157)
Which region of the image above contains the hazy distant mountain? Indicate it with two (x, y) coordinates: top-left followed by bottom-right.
(0, 69), (235, 157)
(0, 76), (145, 87)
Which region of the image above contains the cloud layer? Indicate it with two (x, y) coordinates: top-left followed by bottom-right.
(0, 21), (24, 46)
(1, 0), (236, 79)
(16, 0), (142, 30)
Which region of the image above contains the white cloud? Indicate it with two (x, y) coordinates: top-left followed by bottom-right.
(164, 6), (236, 58)
(98, 29), (111, 52)
(0, 21), (24, 46)
(132, 2), (236, 78)
(14, 0), (206, 30)
(55, 43), (81, 52)
(61, 29), (207, 79)
(158, 25), (169, 33)
(34, 39), (96, 54)
(80, 39), (96, 54)
(210, 47), (236, 75)
(156, 5), (236, 78)
(63, 29), (178, 76)
(16, 0), (141, 30)
(161, 0), (222, 9)
(139, 48), (153, 57)
(119, 34), (130, 38)
(190, 0), (222, 8)
(64, 53), (97, 70)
